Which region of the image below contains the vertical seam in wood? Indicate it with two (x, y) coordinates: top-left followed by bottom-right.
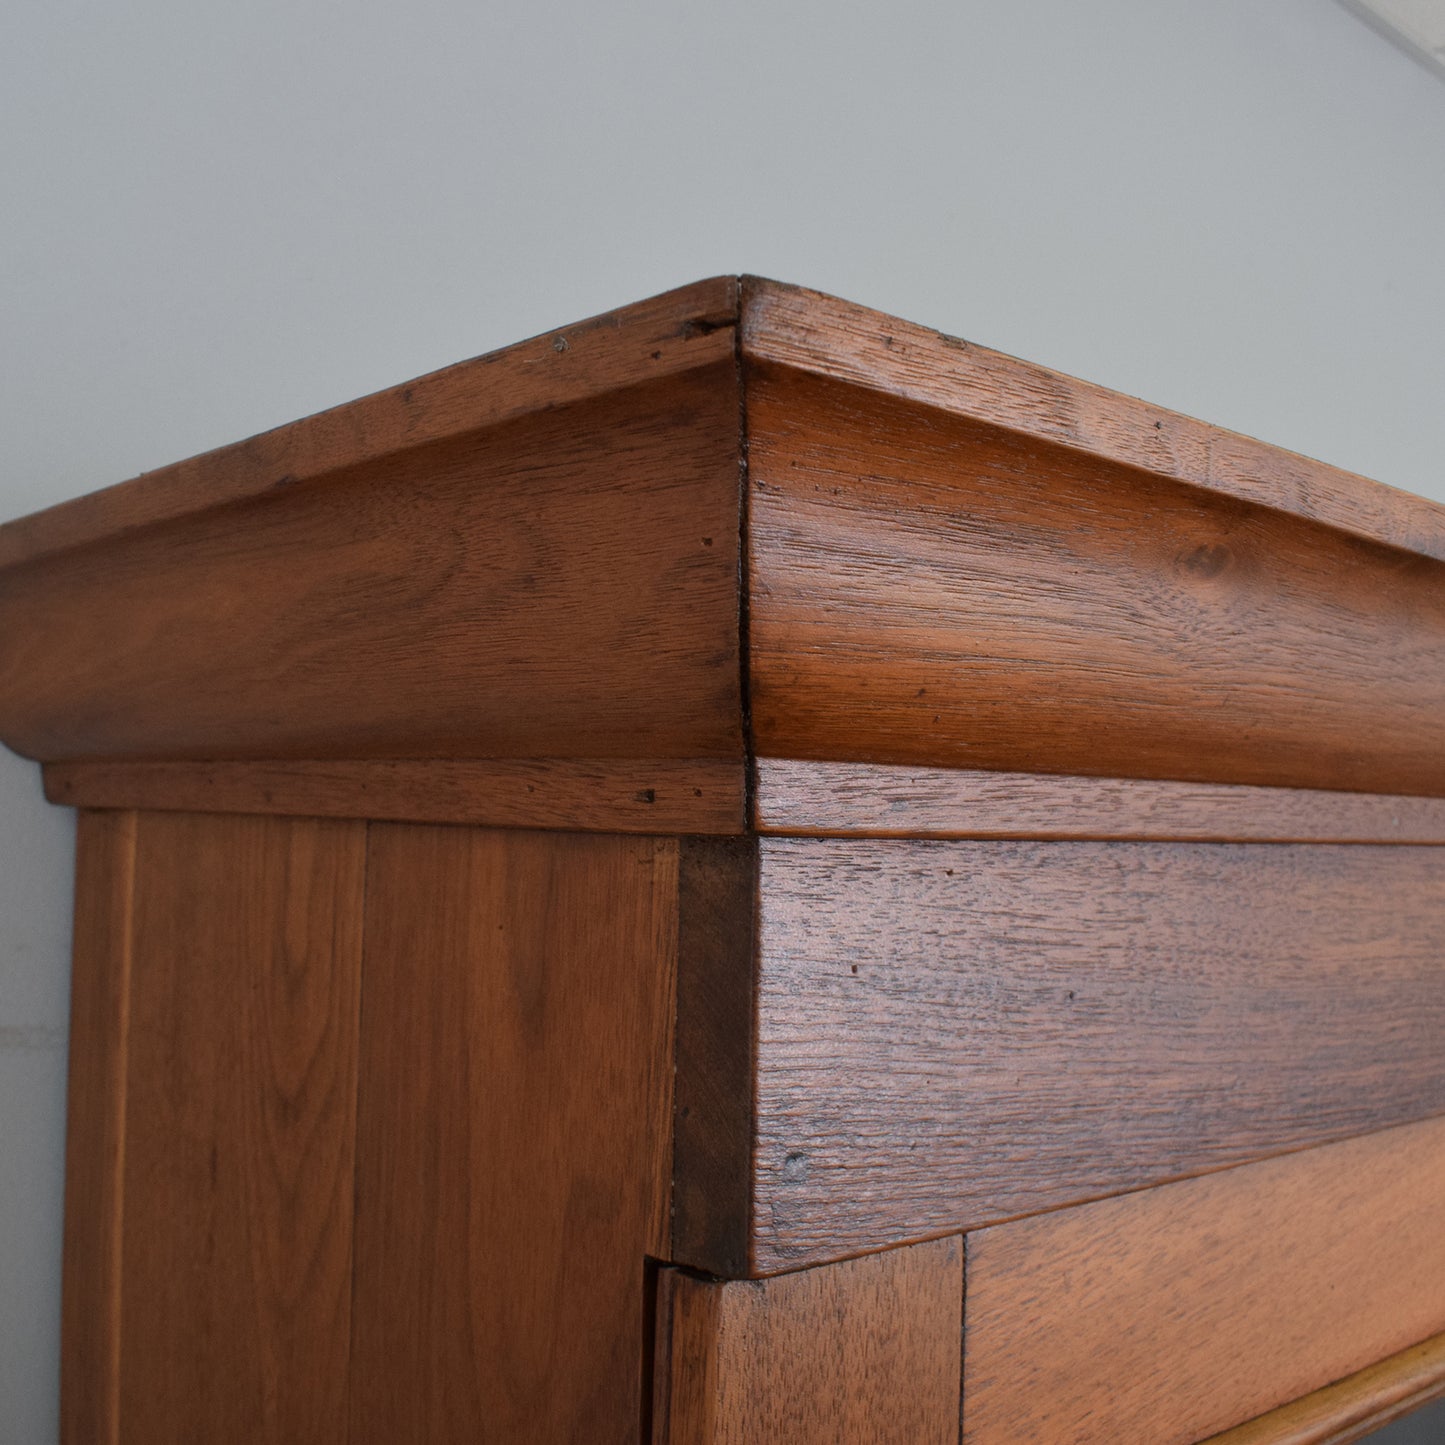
(958, 1232), (967, 1445)
(736, 277), (757, 828)
(104, 810), (138, 1445)
(670, 837), (760, 1276)
(659, 837), (682, 1257)
(745, 841), (762, 1278)
(642, 1259), (666, 1445)
(646, 836), (682, 1441)
(344, 821), (374, 1445)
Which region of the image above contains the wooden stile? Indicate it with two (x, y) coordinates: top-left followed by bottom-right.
(653, 1237), (963, 1444)
(59, 811), (136, 1445)
(114, 813), (366, 1445)
(348, 825), (680, 1445)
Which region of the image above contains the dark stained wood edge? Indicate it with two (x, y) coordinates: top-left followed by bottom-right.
(1202, 1331), (1445, 1445)
(671, 838), (759, 1276)
(739, 276), (1445, 562)
(60, 810), (136, 1445)
(755, 759), (1445, 843)
(46, 757), (748, 834)
(0, 277), (740, 569)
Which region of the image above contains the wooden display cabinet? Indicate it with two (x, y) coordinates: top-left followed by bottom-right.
(3, 277), (1445, 1443)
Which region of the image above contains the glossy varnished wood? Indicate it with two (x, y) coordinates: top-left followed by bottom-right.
(740, 277), (1445, 560)
(731, 838), (1445, 1270)
(746, 362), (1445, 796)
(0, 366), (742, 769)
(4, 279), (1445, 835)
(0, 277), (738, 569)
(349, 826), (679, 1445)
(962, 1115), (1445, 1444)
(116, 812), (365, 1444)
(59, 811), (135, 1445)
(1203, 1331), (1445, 1445)
(47, 755), (746, 834)
(756, 759), (1445, 842)
(653, 1237), (962, 1444)
(21, 279), (1445, 1439)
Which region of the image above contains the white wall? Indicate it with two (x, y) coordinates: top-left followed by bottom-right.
(2, 2), (1443, 1439)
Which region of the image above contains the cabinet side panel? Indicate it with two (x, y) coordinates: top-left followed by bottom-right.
(962, 1116), (1445, 1444)
(350, 825), (679, 1445)
(656, 1237), (962, 1444)
(115, 812), (366, 1444)
(60, 810), (136, 1445)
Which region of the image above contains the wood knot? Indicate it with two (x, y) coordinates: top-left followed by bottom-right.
(1179, 543), (1231, 579)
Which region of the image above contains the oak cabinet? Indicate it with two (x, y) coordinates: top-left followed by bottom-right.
(4, 277), (1445, 1443)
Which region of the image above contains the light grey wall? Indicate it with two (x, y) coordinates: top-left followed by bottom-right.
(2, 2), (1443, 1439)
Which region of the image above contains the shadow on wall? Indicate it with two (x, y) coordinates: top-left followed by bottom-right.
(1366, 1395), (1445, 1442)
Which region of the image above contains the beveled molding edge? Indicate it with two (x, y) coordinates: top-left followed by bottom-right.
(45, 757), (748, 836)
(45, 756), (1445, 842)
(5, 276), (1445, 830)
(0, 277), (742, 571)
(754, 759), (1445, 844)
(12, 273), (1438, 572)
(1203, 1331), (1445, 1445)
(741, 277), (1445, 564)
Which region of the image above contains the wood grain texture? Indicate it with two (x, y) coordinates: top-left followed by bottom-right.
(671, 838), (759, 1275)
(740, 276), (1445, 560)
(0, 277), (738, 569)
(1202, 1331), (1445, 1445)
(350, 825), (679, 1445)
(755, 759), (1445, 842)
(739, 837), (1445, 1271)
(653, 1236), (962, 1445)
(116, 812), (365, 1444)
(0, 363), (742, 767)
(59, 810), (136, 1445)
(47, 755), (746, 834)
(962, 1115), (1445, 1444)
(745, 362), (1445, 796)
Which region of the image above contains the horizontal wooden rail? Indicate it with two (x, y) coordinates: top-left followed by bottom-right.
(962, 1118), (1445, 1444)
(687, 838), (1445, 1272)
(755, 759), (1445, 842)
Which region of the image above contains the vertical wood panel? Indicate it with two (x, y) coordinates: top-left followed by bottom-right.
(115, 812), (365, 1444)
(962, 1114), (1445, 1445)
(60, 810), (136, 1445)
(653, 1236), (963, 1444)
(350, 825), (679, 1445)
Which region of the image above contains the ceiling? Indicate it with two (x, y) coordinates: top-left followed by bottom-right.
(1339, 0), (1445, 81)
